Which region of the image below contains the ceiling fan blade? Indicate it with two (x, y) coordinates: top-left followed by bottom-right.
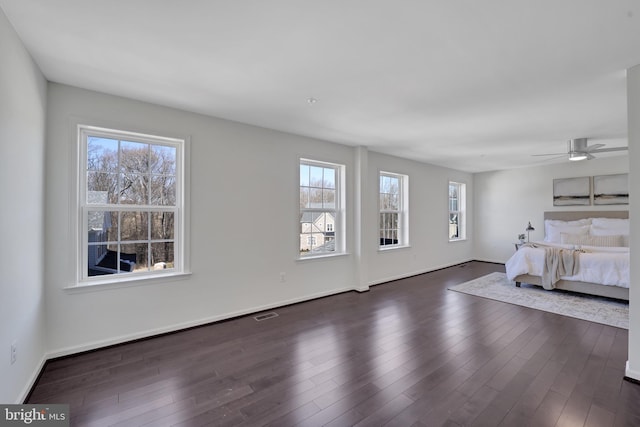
(531, 152), (565, 157)
(585, 143), (605, 152)
(539, 153), (567, 163)
(589, 146), (628, 153)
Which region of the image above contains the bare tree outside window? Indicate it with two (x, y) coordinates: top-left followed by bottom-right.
(83, 129), (181, 278)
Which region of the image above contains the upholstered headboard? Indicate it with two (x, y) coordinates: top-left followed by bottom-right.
(544, 211), (629, 221)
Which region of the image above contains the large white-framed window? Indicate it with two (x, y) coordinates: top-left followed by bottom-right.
(77, 125), (186, 285)
(449, 181), (466, 241)
(299, 159), (344, 258)
(379, 171), (409, 248)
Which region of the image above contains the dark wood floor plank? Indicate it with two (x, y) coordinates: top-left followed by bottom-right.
(24, 261), (638, 427)
(529, 389), (569, 427)
(446, 385), (499, 426)
(556, 388), (593, 427)
(585, 403), (616, 427)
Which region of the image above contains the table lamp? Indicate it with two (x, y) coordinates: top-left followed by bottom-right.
(526, 221), (535, 242)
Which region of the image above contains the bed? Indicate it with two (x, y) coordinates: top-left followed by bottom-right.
(505, 211), (629, 300)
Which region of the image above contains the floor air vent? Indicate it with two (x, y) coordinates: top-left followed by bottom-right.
(254, 312), (278, 321)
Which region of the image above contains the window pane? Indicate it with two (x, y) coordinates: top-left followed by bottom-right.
(121, 243), (146, 272)
(88, 244), (113, 276)
(309, 166), (323, 187)
(121, 211), (149, 241)
(300, 212), (312, 233)
(120, 140), (149, 174)
(300, 164), (309, 186)
(309, 188), (323, 206)
(388, 212), (398, 230)
(311, 212), (325, 233)
(87, 172), (118, 204)
(323, 167), (335, 189)
(120, 174), (149, 204)
(151, 212), (174, 240)
(150, 175), (176, 206)
(151, 242), (174, 269)
(150, 145), (176, 175)
(449, 213), (459, 239)
(300, 188), (310, 209)
(88, 211), (118, 242)
(311, 232), (335, 253)
(381, 176), (390, 193)
(389, 194), (399, 210)
(87, 137), (118, 172)
(88, 243), (139, 276)
(450, 199), (458, 211)
(389, 177), (399, 195)
(299, 211), (336, 255)
(323, 189), (335, 208)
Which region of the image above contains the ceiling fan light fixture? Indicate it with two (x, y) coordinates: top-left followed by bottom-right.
(569, 152), (588, 161)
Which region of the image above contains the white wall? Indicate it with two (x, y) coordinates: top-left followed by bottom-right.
(44, 84), (473, 356)
(0, 9), (47, 403)
(627, 64), (640, 381)
(474, 156), (629, 263)
(366, 151), (474, 285)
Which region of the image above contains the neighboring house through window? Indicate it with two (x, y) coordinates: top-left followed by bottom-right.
(449, 181), (466, 240)
(299, 159), (343, 257)
(79, 125), (185, 283)
(379, 171), (408, 248)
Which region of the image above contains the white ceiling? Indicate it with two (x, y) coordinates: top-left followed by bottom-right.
(2, 1), (638, 172)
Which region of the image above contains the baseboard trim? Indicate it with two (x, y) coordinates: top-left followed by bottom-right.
(46, 285), (353, 360)
(19, 354), (47, 403)
(625, 360), (640, 382)
(473, 258), (508, 265)
(368, 259), (475, 286)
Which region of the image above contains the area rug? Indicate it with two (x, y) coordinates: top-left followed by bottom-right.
(448, 272), (628, 329)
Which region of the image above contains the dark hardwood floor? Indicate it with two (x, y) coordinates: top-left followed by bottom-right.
(28, 261), (640, 426)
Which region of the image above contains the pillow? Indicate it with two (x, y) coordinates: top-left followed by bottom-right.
(591, 217), (628, 228)
(544, 219), (591, 240)
(544, 223), (590, 243)
(590, 218), (629, 235)
(561, 233), (624, 247)
(591, 226), (630, 247)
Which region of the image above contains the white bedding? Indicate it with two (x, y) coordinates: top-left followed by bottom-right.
(505, 241), (629, 288)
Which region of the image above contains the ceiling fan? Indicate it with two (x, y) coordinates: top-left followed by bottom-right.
(532, 138), (628, 161)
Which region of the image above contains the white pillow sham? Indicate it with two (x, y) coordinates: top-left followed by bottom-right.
(544, 219), (591, 241)
(591, 217), (629, 229)
(544, 223), (590, 243)
(589, 218), (629, 246)
(590, 218), (629, 235)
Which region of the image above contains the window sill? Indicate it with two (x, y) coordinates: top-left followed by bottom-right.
(297, 252), (350, 262)
(65, 271), (192, 293)
(378, 245), (411, 252)
(449, 238), (467, 243)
